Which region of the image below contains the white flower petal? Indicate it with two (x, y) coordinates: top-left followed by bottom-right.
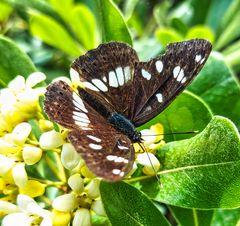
(141, 129), (157, 145)
(72, 208), (91, 226)
(8, 76), (25, 93)
(39, 130), (64, 149)
(68, 174), (84, 194)
(0, 88), (16, 105)
(2, 213), (31, 226)
(40, 215), (53, 226)
(91, 199), (106, 216)
(0, 154), (15, 176)
(17, 194), (36, 211)
(136, 152), (160, 175)
(22, 146), (42, 165)
(70, 68), (81, 86)
(12, 163), (28, 188)
(61, 143), (81, 170)
(16, 88), (39, 103)
(12, 122), (32, 146)
(26, 72), (46, 88)
(52, 194), (77, 212)
(0, 201), (19, 214)
(85, 178), (100, 199)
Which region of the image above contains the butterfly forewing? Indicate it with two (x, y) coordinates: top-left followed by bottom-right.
(44, 81), (134, 181)
(130, 39), (212, 126)
(71, 42), (139, 117)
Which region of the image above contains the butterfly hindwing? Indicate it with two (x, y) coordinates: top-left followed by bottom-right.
(130, 39), (212, 126)
(71, 42), (139, 117)
(69, 126), (134, 181)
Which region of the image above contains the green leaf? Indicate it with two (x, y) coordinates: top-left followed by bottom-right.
(138, 91), (213, 142)
(205, 0), (233, 33)
(155, 28), (183, 48)
(0, 1), (13, 21)
(211, 208), (240, 226)
(188, 53), (240, 129)
(29, 13), (83, 56)
(123, 0), (139, 20)
(151, 116), (240, 209)
(214, 10), (240, 50)
(94, 0), (132, 45)
(70, 4), (96, 49)
(186, 25), (215, 43)
(100, 181), (171, 226)
(0, 36), (36, 88)
(223, 40), (240, 68)
(169, 206), (214, 226)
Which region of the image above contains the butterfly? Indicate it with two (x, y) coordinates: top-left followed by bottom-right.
(44, 39), (212, 181)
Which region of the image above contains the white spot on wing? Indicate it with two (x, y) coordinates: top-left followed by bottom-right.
(102, 76), (107, 82)
(156, 93), (163, 103)
(173, 66), (181, 78)
(83, 81), (99, 92)
(91, 79), (108, 92)
(112, 169), (121, 175)
(72, 93), (88, 113)
(181, 77), (187, 83)
(141, 69), (151, 80)
(124, 66), (131, 82)
(106, 155), (117, 161)
(120, 172), (125, 177)
(118, 145), (128, 150)
(109, 71), (118, 87)
(115, 67), (124, 85)
(195, 54), (202, 62)
(87, 135), (101, 142)
(75, 120), (89, 127)
(155, 60), (163, 73)
(200, 57), (205, 64)
(73, 114), (90, 124)
(89, 143), (102, 150)
(176, 69), (184, 82)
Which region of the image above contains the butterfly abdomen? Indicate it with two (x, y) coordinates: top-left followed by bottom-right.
(108, 112), (141, 142)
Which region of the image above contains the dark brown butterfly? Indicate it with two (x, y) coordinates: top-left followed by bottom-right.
(44, 39), (212, 181)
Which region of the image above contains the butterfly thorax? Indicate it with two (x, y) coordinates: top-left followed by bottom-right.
(108, 112), (142, 143)
(78, 88), (141, 142)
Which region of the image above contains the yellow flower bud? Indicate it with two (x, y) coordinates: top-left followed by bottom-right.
(22, 146), (42, 165)
(0, 155), (15, 176)
(52, 209), (71, 226)
(0, 138), (21, 155)
(68, 174), (84, 194)
(39, 130), (64, 149)
(39, 119), (54, 131)
(19, 180), (45, 197)
(52, 194), (77, 212)
(150, 123), (164, 142)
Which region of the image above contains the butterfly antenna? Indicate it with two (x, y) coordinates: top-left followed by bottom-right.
(141, 131), (199, 137)
(138, 142), (161, 186)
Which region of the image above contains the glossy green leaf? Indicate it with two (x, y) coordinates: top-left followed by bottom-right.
(155, 28), (183, 47)
(133, 116), (240, 209)
(214, 11), (240, 50)
(100, 181), (171, 226)
(123, 0), (139, 20)
(29, 13), (83, 56)
(49, 0), (73, 23)
(188, 53), (240, 129)
(211, 208), (240, 226)
(70, 4), (96, 49)
(186, 25), (215, 43)
(94, 0), (132, 45)
(169, 206), (213, 226)
(138, 91), (213, 142)
(0, 36), (36, 88)
(223, 40), (240, 68)
(0, 1), (13, 21)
